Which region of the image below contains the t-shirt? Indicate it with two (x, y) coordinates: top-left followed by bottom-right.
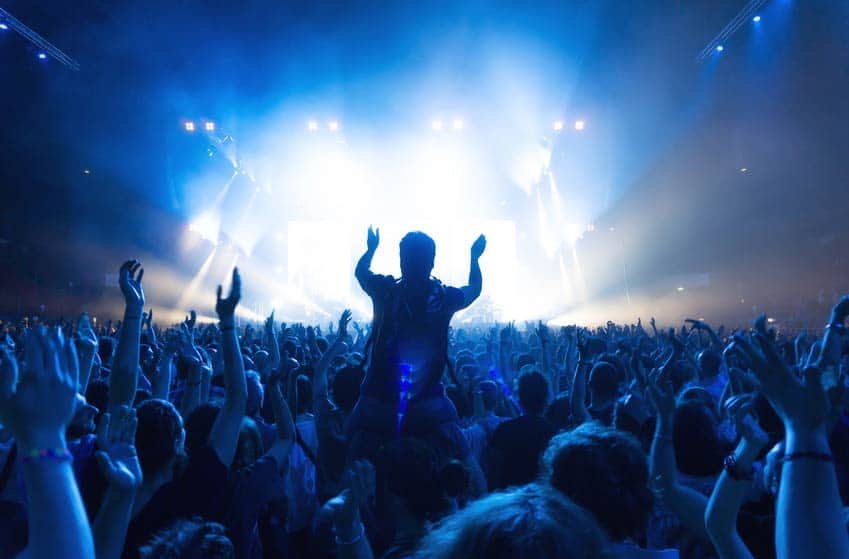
(357, 274), (467, 403)
(487, 415), (556, 489)
(123, 445), (228, 558)
(285, 415), (319, 532)
(225, 455), (286, 559)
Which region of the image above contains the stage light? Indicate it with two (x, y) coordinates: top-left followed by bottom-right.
(553, 121), (564, 132)
(740, 167), (748, 173)
(188, 213), (220, 244)
(676, 286), (685, 292)
(0, 23), (8, 30)
(184, 121), (196, 132)
(307, 120), (319, 132)
(574, 120), (585, 131)
(328, 120), (339, 132)
(716, 45), (724, 52)
(752, 15), (761, 22)
(82, 169), (91, 175)
(204, 121), (215, 132)
(37, 52), (47, 60)
(452, 118), (464, 131)
(431, 120), (443, 131)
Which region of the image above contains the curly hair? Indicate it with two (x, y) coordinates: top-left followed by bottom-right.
(416, 484), (606, 559)
(541, 422), (654, 542)
(135, 399), (184, 479)
(139, 518), (234, 559)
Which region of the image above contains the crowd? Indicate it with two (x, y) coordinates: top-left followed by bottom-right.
(0, 228), (848, 559)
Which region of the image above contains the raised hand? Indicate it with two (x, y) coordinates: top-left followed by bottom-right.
(830, 295), (849, 326)
(645, 366), (676, 422)
(324, 460), (375, 539)
(184, 310), (197, 333)
(338, 309), (352, 339)
(471, 234), (487, 260)
(142, 308), (154, 330)
(216, 268), (241, 321)
(732, 332), (829, 432)
(118, 260), (145, 313)
(95, 406), (142, 492)
(265, 311), (276, 337)
(367, 226), (380, 252)
(75, 313), (98, 353)
(536, 321), (551, 346)
(724, 394), (769, 449)
(0, 327), (78, 450)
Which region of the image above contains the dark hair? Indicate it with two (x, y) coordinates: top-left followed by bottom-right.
(316, 337), (329, 353)
(377, 438), (452, 519)
(544, 394), (572, 432)
(135, 399), (184, 479)
(399, 231), (436, 279)
(673, 400), (726, 476)
(85, 379), (109, 419)
(97, 336), (115, 365)
(478, 380), (498, 411)
(184, 403), (220, 457)
(416, 484), (606, 559)
(332, 365), (364, 413)
(139, 518), (234, 559)
(245, 371), (264, 417)
(516, 353), (536, 371)
(542, 422), (653, 542)
(518, 370), (549, 415)
(697, 350), (722, 378)
(587, 363), (619, 400)
(296, 375), (312, 415)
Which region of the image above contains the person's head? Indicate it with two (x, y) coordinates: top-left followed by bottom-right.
(139, 518), (234, 559)
(296, 375), (312, 415)
(416, 484), (606, 559)
(183, 403), (223, 459)
(85, 379), (109, 421)
(544, 394), (572, 431)
(517, 370), (549, 415)
(673, 399), (726, 476)
(542, 422), (653, 543)
(477, 380), (498, 412)
(135, 399), (185, 480)
(377, 438), (454, 522)
(399, 231), (436, 281)
(697, 350), (722, 379)
(245, 370), (264, 417)
(97, 336), (115, 367)
(587, 362), (619, 404)
(233, 417), (264, 471)
(331, 365), (364, 413)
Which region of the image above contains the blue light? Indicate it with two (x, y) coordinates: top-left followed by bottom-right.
(716, 45), (724, 52)
(753, 15), (761, 22)
(37, 53), (47, 60)
(0, 23), (8, 30)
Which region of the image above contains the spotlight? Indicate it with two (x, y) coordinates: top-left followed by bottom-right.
(204, 121), (215, 132)
(328, 120), (339, 132)
(676, 286), (685, 292)
(574, 120), (585, 131)
(184, 121), (196, 132)
(553, 121), (564, 132)
(716, 45), (724, 52)
(0, 23), (8, 30)
(452, 118), (464, 131)
(82, 169), (91, 175)
(431, 120), (443, 131)
(37, 52), (47, 60)
(307, 120), (319, 132)
(752, 15), (761, 22)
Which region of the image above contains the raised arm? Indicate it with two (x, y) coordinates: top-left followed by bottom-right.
(265, 375), (296, 469)
(109, 260), (145, 415)
(74, 313), (99, 394)
(264, 311), (281, 376)
(0, 329), (95, 559)
(705, 395), (769, 559)
(355, 226), (380, 294)
(314, 310), (351, 403)
(735, 331), (849, 559)
(460, 234), (486, 308)
(207, 268), (248, 467)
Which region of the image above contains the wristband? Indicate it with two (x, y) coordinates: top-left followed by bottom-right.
(20, 447), (72, 465)
(782, 451), (834, 464)
(723, 454), (754, 481)
(334, 521), (364, 545)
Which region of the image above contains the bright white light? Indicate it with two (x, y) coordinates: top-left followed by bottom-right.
(553, 121), (564, 132)
(328, 121), (339, 132)
(431, 120), (443, 131)
(767, 317), (775, 323)
(574, 120), (585, 131)
(716, 45), (724, 52)
(452, 119), (464, 131)
(204, 121), (215, 132)
(184, 121), (196, 132)
(752, 15), (761, 22)
(307, 120), (319, 132)
(37, 52), (47, 60)
(0, 23), (8, 30)
(188, 213), (220, 244)
(676, 286), (685, 292)
(740, 167), (748, 173)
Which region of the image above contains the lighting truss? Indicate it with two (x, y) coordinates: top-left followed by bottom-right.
(696, 0), (770, 63)
(0, 7), (80, 71)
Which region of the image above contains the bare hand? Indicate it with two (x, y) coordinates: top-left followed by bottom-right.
(367, 226), (380, 252)
(119, 260), (145, 313)
(216, 268), (241, 320)
(471, 234), (487, 260)
(95, 406), (142, 492)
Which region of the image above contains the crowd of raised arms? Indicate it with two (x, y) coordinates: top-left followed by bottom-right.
(1, 227), (848, 559)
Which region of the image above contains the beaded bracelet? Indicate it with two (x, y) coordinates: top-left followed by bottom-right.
(334, 522), (365, 546)
(782, 451), (834, 463)
(20, 447), (72, 465)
